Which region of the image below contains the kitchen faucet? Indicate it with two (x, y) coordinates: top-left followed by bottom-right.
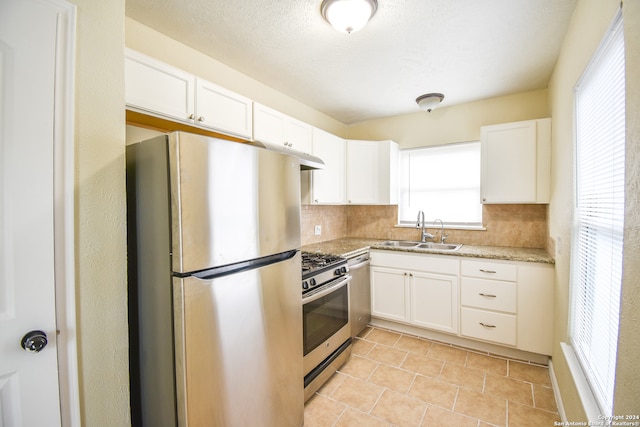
(416, 210), (434, 243)
(433, 219), (448, 244)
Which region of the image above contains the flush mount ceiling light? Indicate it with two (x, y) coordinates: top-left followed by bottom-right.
(416, 93), (445, 112)
(321, 0), (378, 34)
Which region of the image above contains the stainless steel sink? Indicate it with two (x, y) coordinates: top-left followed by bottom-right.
(379, 240), (462, 251)
(380, 240), (422, 248)
(415, 242), (462, 251)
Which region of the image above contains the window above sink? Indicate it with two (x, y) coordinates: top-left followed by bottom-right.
(398, 141), (482, 228)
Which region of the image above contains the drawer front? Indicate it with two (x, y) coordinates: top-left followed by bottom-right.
(461, 277), (516, 313)
(460, 307), (516, 346)
(461, 259), (517, 281)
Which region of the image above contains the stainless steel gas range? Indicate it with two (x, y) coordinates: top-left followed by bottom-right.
(301, 252), (352, 401)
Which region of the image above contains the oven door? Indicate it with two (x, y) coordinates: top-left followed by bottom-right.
(302, 275), (351, 376)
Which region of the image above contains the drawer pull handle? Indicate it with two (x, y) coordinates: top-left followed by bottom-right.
(479, 269), (497, 274)
(479, 293), (497, 298)
(479, 322), (497, 328)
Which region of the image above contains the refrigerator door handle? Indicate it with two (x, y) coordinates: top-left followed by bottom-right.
(191, 249), (299, 280)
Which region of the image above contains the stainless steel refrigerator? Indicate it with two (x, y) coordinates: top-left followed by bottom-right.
(126, 132), (303, 427)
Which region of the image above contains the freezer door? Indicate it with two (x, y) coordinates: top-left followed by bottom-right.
(168, 132), (301, 273)
(173, 252), (303, 427)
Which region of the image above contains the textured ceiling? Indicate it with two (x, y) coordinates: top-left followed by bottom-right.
(125, 0), (578, 124)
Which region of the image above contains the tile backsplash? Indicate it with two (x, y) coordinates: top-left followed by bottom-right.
(301, 204), (548, 250)
(301, 205), (348, 244)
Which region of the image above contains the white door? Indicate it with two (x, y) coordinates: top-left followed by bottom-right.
(0, 0), (68, 425)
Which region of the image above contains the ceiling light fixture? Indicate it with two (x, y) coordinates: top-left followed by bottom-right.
(320, 0), (378, 34)
(416, 93), (445, 112)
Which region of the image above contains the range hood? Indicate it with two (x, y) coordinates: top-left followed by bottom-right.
(249, 140), (325, 170)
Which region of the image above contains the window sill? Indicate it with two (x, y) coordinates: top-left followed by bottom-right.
(560, 342), (606, 422)
(395, 223), (486, 231)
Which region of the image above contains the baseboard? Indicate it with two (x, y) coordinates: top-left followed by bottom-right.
(548, 359), (567, 422)
(370, 318), (550, 365)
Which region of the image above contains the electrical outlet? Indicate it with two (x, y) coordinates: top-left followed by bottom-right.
(314, 225), (322, 236)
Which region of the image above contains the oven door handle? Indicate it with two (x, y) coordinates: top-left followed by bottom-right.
(302, 275), (351, 304)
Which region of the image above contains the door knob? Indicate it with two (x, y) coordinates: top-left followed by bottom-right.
(21, 330), (48, 353)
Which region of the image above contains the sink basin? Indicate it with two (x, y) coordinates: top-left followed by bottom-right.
(416, 242), (462, 251)
(379, 241), (463, 251)
(380, 240), (422, 248)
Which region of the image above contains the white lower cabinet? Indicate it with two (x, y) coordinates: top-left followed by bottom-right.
(460, 258), (553, 354)
(370, 251), (459, 334)
(460, 259), (518, 346)
(371, 250), (554, 356)
(517, 263), (554, 355)
(410, 272), (458, 334)
(370, 267), (410, 323)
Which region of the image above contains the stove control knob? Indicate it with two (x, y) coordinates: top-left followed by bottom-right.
(310, 278), (316, 287)
(302, 281), (309, 290)
(341, 266), (348, 274)
(334, 268), (342, 276)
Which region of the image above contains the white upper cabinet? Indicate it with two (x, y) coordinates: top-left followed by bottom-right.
(310, 128), (345, 204)
(125, 48), (253, 139)
(346, 139), (398, 205)
(195, 79), (253, 138)
(480, 118), (551, 204)
(125, 48), (195, 123)
(253, 103), (313, 153)
(253, 103), (286, 144)
(284, 117), (313, 154)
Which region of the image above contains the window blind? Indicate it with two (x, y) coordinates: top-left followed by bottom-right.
(571, 12), (625, 416)
(398, 141), (481, 226)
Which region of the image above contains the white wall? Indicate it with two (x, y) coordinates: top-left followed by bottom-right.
(615, 0), (640, 414)
(71, 0), (130, 425)
(346, 89), (549, 148)
(548, 0), (640, 419)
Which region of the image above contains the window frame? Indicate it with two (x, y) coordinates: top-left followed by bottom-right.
(397, 141), (483, 229)
(568, 10), (625, 418)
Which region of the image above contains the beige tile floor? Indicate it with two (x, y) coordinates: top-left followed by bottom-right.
(304, 326), (560, 427)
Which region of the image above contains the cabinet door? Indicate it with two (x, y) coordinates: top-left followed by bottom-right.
(195, 79), (252, 138)
(481, 120), (537, 203)
(125, 49), (195, 123)
(346, 140), (378, 204)
(284, 118), (313, 154)
(410, 272), (458, 334)
(517, 263), (554, 355)
(253, 103), (285, 145)
(311, 128), (345, 204)
(370, 267), (409, 323)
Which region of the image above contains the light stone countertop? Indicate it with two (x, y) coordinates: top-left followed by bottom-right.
(301, 237), (555, 264)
